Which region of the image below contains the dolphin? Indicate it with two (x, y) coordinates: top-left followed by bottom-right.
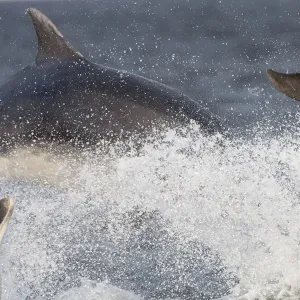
(267, 69), (300, 101)
(0, 198), (13, 245)
(0, 197), (14, 298)
(0, 8), (223, 150)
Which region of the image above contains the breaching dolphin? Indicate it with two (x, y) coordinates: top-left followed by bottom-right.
(0, 8), (223, 150)
(267, 69), (300, 101)
(0, 197), (14, 298)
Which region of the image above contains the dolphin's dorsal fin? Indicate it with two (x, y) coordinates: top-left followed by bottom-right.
(27, 8), (83, 65)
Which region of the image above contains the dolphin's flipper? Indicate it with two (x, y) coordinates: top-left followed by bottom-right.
(0, 198), (14, 244)
(27, 8), (83, 65)
(267, 69), (300, 101)
(0, 198), (13, 299)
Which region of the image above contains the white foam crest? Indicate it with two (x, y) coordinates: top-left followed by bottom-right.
(112, 130), (300, 297)
(54, 279), (142, 300)
(1, 125), (300, 299)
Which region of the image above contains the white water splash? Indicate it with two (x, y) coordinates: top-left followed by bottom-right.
(55, 279), (143, 300)
(1, 125), (300, 299)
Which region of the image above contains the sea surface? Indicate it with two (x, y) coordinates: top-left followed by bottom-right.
(1, 0), (300, 299)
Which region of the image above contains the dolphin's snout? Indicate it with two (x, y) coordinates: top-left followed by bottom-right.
(266, 69), (276, 76)
(266, 69), (274, 76)
(266, 68), (300, 101)
(266, 69), (282, 85)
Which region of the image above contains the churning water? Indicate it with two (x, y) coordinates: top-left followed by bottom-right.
(2, 0), (300, 299)
(1, 124), (300, 300)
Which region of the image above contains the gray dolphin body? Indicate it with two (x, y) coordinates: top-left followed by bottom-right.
(0, 8), (222, 150)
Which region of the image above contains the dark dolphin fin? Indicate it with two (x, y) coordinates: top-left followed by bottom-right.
(0, 198), (13, 297)
(27, 8), (84, 65)
(267, 69), (300, 101)
(0, 197), (13, 244)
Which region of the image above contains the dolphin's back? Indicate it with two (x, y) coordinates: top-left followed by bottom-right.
(85, 61), (223, 134)
(0, 59), (222, 147)
(0, 8), (223, 149)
